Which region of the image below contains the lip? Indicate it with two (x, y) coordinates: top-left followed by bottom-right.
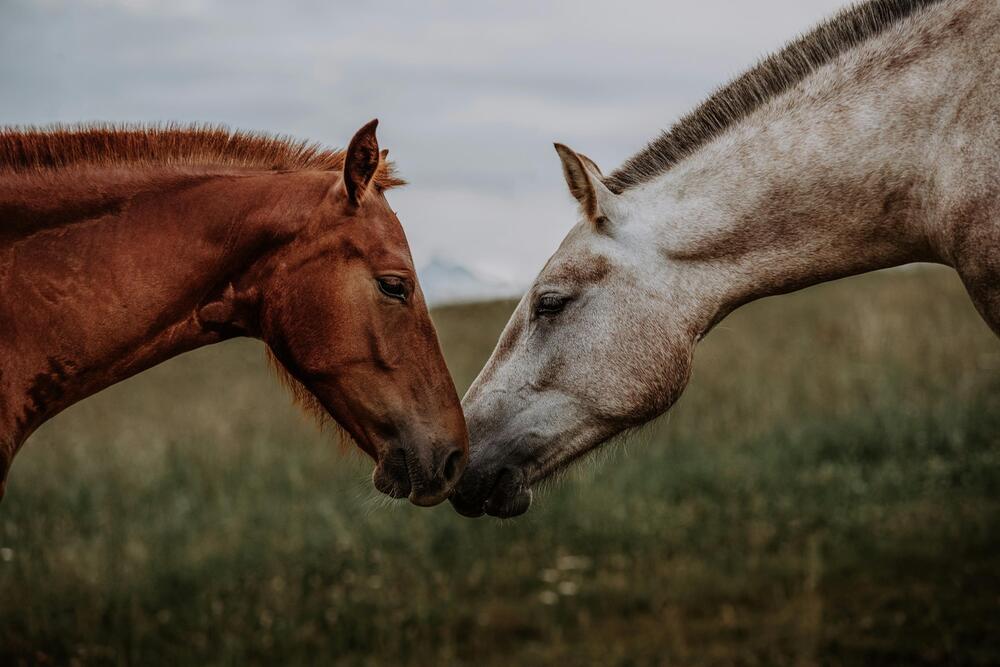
(372, 456), (411, 498)
(484, 484), (532, 518)
(408, 486), (452, 507)
(450, 465), (533, 518)
(449, 489), (487, 517)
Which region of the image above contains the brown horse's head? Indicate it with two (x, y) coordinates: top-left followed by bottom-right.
(254, 120), (467, 506)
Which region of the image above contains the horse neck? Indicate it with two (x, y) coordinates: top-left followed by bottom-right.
(633, 0), (981, 332)
(0, 166), (324, 448)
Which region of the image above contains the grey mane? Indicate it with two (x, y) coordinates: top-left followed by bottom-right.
(603, 0), (947, 194)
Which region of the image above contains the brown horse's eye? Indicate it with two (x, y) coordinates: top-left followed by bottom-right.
(377, 277), (408, 301)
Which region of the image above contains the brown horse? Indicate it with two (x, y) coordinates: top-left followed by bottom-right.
(0, 120), (467, 506)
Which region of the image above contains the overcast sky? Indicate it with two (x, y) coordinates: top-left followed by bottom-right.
(1, 0), (850, 282)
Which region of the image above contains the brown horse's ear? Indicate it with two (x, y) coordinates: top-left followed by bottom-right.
(343, 119), (380, 206)
(554, 143), (616, 226)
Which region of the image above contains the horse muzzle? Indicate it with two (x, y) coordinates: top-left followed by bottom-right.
(373, 441), (466, 507)
(449, 463), (533, 518)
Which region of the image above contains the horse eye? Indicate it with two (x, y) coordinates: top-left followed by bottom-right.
(535, 294), (569, 317)
(377, 277), (407, 301)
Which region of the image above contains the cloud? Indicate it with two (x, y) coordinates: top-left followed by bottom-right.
(1, 0), (850, 278)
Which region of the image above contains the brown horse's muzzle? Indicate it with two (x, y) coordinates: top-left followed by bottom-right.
(372, 441), (466, 507)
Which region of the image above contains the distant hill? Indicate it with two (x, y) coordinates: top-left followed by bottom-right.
(417, 256), (522, 306)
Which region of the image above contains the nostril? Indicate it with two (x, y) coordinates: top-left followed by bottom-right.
(442, 448), (465, 486)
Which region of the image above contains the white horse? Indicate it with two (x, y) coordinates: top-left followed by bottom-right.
(451, 0), (999, 518)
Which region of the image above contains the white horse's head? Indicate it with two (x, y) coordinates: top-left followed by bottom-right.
(449, 0), (984, 518)
(451, 145), (707, 518)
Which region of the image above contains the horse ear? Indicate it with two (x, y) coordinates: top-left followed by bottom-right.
(343, 119), (380, 206)
(554, 143), (615, 226)
(576, 153), (603, 177)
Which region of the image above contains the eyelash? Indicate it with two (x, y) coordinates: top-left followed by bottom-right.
(377, 277), (408, 301)
(534, 294), (569, 317)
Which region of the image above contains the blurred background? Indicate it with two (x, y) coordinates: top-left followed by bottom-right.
(2, 1), (999, 665)
(3, 0), (867, 295)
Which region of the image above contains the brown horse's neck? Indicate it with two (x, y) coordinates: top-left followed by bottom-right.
(0, 167), (327, 471)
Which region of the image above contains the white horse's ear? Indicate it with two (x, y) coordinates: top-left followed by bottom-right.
(554, 143), (616, 228)
(576, 152), (603, 177)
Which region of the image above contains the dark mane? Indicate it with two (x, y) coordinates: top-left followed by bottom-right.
(603, 0), (945, 193)
(0, 123), (405, 188)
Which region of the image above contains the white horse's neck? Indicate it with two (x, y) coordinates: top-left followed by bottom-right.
(621, 0), (973, 333)
(454, 0), (998, 515)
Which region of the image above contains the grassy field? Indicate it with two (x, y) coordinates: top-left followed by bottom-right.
(1, 265), (998, 666)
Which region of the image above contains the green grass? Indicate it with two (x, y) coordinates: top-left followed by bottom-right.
(2, 265), (998, 666)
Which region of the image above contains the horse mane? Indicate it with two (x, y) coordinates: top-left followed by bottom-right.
(0, 123), (405, 188)
(265, 348), (358, 452)
(603, 0), (946, 193)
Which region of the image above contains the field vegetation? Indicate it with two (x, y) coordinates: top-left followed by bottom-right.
(2, 265), (998, 665)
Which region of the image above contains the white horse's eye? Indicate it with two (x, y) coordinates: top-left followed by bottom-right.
(535, 294), (570, 316)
